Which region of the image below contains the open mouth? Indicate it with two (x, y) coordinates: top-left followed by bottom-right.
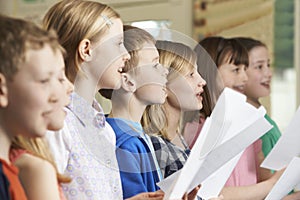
(196, 91), (203, 99)
(117, 67), (124, 73)
(261, 81), (270, 89)
(233, 85), (245, 93)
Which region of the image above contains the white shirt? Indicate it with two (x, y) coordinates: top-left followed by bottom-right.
(46, 92), (122, 200)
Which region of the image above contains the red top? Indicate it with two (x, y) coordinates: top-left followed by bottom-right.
(0, 158), (27, 200)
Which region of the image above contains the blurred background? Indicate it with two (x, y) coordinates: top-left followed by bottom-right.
(0, 0), (298, 132)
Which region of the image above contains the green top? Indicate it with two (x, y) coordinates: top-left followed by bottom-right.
(260, 114), (282, 157)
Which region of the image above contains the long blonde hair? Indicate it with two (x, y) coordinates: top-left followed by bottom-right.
(142, 40), (196, 140)
(11, 136), (71, 183)
(43, 0), (120, 82)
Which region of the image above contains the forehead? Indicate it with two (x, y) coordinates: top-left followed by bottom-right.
(22, 44), (63, 74)
(138, 42), (159, 63)
(99, 18), (123, 43)
(249, 46), (268, 58)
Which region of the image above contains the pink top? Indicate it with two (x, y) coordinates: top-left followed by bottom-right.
(10, 148), (66, 200)
(183, 116), (205, 149)
(225, 139), (262, 186)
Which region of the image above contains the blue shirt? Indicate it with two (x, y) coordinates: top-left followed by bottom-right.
(107, 118), (160, 199)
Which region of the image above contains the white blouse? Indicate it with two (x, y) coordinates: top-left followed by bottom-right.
(46, 92), (122, 200)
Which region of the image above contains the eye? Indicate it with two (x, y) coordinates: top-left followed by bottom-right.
(233, 68), (239, 73)
(153, 63), (159, 68)
(258, 65), (263, 69)
(59, 77), (66, 83)
(118, 40), (124, 47)
(40, 78), (50, 84)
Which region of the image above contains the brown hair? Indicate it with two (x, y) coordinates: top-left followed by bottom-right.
(0, 14), (64, 80)
(182, 37), (249, 131)
(235, 37), (267, 52)
(43, 0), (120, 82)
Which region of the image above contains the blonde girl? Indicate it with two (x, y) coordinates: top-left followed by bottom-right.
(142, 40), (206, 177)
(43, 1), (165, 200)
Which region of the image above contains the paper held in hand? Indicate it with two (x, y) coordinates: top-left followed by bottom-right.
(157, 87), (272, 200)
(261, 106), (300, 200)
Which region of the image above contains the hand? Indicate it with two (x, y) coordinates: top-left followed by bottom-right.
(182, 185), (201, 200)
(126, 191), (164, 200)
(282, 191), (300, 200)
(268, 168), (285, 186)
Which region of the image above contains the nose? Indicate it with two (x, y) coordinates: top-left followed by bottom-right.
(65, 78), (74, 96)
(121, 46), (131, 61)
(197, 72), (206, 87)
(264, 66), (272, 78)
(49, 81), (60, 104)
(161, 64), (169, 77)
(241, 69), (248, 83)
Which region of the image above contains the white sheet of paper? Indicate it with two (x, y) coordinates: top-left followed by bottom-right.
(265, 157), (300, 200)
(157, 88), (272, 199)
(197, 152), (242, 199)
(261, 106), (300, 171)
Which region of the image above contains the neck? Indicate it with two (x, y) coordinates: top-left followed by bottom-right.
(164, 101), (181, 140)
(74, 73), (98, 105)
(246, 96), (261, 108)
(110, 90), (147, 122)
(0, 124), (13, 163)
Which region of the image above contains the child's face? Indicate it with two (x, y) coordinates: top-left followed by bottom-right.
(167, 65), (206, 111)
(85, 18), (130, 90)
(46, 71), (73, 131)
(133, 43), (168, 105)
(4, 44), (68, 137)
(244, 46), (272, 99)
(218, 62), (248, 93)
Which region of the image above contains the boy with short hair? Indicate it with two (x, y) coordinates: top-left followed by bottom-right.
(0, 14), (66, 199)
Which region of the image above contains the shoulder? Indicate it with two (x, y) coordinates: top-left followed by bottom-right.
(14, 153), (56, 177)
(117, 136), (147, 153)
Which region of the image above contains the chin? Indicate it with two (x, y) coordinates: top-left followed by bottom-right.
(47, 122), (64, 131)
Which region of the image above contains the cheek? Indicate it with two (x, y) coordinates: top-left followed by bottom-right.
(221, 75), (235, 88)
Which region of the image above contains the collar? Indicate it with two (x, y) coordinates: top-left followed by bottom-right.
(67, 92), (105, 129)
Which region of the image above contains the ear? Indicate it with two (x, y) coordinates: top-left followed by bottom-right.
(0, 73), (8, 107)
(78, 39), (92, 61)
(121, 73), (136, 92)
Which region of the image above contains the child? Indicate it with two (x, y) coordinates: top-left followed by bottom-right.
(142, 40), (224, 200)
(236, 37), (281, 166)
(100, 25), (168, 199)
(142, 40), (207, 178)
(190, 37), (283, 199)
(0, 14), (68, 200)
(10, 69), (73, 200)
(43, 1), (163, 200)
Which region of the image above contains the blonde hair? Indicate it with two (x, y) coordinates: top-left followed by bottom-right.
(142, 40), (196, 140)
(43, 0), (120, 82)
(11, 136), (71, 183)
